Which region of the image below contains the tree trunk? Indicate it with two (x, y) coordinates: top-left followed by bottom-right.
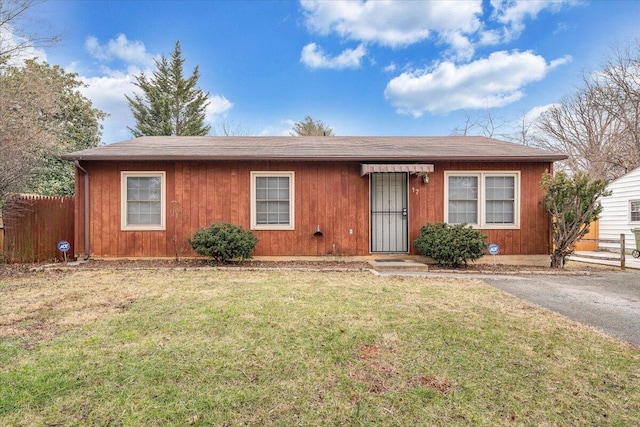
(550, 252), (564, 268)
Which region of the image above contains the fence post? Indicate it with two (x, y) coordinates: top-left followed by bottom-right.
(620, 233), (625, 271)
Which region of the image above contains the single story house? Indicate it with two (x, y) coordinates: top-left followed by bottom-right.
(598, 165), (640, 252)
(61, 136), (566, 259)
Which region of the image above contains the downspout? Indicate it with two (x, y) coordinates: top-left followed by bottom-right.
(74, 160), (90, 260)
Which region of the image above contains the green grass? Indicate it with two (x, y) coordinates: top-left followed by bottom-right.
(1, 269), (639, 426)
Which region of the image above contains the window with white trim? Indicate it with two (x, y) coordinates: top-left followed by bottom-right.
(121, 172), (166, 231)
(251, 172), (295, 230)
(630, 200), (640, 222)
(445, 172), (520, 228)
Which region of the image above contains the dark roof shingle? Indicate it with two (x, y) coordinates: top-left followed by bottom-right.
(62, 136), (567, 162)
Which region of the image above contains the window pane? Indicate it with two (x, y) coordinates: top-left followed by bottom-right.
(254, 176), (291, 225)
(126, 176), (163, 226)
(631, 201), (640, 222)
(449, 200), (478, 224)
(486, 201), (514, 223)
(448, 176), (478, 224)
(485, 176), (515, 224)
(256, 177), (268, 188)
(486, 176), (515, 200)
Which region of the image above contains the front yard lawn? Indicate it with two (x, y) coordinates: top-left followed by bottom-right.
(1, 268), (638, 426)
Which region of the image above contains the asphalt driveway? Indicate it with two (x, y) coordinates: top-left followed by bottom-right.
(483, 271), (640, 347)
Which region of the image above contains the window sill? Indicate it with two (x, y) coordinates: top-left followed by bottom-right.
(251, 225), (295, 231)
(452, 223), (520, 230)
(121, 226), (166, 232)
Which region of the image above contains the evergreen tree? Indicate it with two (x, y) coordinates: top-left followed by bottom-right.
(541, 171), (610, 268)
(290, 116), (334, 136)
(126, 41), (210, 137)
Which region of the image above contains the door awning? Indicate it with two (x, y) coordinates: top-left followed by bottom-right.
(360, 163), (434, 177)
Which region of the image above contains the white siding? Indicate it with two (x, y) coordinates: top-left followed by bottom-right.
(599, 166), (640, 252)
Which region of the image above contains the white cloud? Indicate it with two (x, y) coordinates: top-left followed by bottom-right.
(491, 0), (568, 26)
(488, 0), (573, 43)
(524, 103), (558, 122)
(300, 42), (366, 70)
(384, 62), (397, 73)
(85, 34), (157, 67)
(384, 50), (569, 116)
(300, 0), (576, 62)
(549, 55), (572, 69)
(259, 119), (296, 136)
(78, 70), (139, 141)
(441, 31), (476, 62)
(205, 96), (233, 123)
(301, 0), (481, 49)
(0, 25), (47, 65)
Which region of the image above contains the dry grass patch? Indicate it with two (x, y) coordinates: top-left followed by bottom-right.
(1, 268), (639, 426)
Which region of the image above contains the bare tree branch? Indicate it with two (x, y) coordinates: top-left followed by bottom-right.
(0, 0), (59, 63)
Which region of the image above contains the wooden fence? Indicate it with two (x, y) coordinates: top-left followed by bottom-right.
(576, 234), (627, 270)
(574, 220), (598, 251)
(2, 194), (75, 263)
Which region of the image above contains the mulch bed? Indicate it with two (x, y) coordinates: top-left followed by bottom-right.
(75, 258), (373, 271)
(1, 257), (616, 279)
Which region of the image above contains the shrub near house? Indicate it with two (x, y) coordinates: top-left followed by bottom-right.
(189, 222), (258, 263)
(414, 222), (488, 267)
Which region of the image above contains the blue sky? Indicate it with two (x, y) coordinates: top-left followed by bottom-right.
(15, 0), (640, 143)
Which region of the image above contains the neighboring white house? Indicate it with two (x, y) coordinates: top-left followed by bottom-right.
(599, 166), (640, 252)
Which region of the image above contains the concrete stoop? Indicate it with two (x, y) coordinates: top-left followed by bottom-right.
(368, 259), (430, 272)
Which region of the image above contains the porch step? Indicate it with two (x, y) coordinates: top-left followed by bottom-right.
(368, 259), (430, 272)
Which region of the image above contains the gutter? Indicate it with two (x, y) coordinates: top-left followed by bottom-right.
(74, 160), (90, 260)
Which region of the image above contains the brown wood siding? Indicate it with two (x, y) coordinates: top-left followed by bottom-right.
(74, 160), (552, 258)
(407, 161), (552, 255)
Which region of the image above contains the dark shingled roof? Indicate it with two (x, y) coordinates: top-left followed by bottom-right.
(62, 136), (567, 162)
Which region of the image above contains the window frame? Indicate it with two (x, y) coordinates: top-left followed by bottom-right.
(121, 171), (166, 231)
(630, 200), (640, 223)
(444, 171), (520, 229)
(250, 171), (295, 230)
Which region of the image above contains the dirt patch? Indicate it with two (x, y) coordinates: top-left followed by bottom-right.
(415, 375), (455, 395)
(0, 273), (141, 348)
(0, 263), (36, 279)
(357, 344), (381, 360)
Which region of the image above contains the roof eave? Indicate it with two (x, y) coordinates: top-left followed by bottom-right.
(63, 154), (568, 162)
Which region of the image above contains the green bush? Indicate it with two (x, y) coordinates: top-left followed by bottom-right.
(189, 222), (258, 263)
(414, 222), (488, 267)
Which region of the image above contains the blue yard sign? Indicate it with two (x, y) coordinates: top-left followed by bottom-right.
(488, 243), (499, 266)
(57, 240), (71, 252)
(58, 240), (71, 262)
(488, 243), (499, 255)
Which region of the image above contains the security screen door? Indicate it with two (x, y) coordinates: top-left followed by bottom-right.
(370, 172), (409, 253)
